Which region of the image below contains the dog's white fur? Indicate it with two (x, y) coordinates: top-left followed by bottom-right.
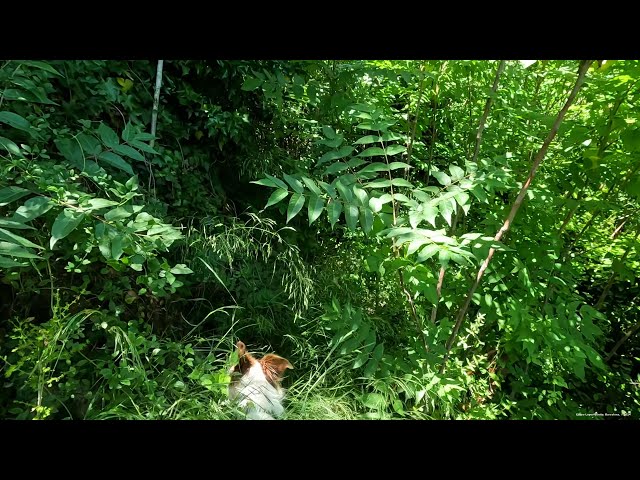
(228, 341), (292, 420)
(229, 361), (286, 420)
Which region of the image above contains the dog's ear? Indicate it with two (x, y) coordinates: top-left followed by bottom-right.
(261, 354), (294, 377)
(232, 340), (253, 375)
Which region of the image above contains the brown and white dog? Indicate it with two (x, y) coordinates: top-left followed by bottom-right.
(228, 341), (293, 420)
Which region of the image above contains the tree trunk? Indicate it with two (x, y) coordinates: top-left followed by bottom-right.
(439, 60), (594, 375)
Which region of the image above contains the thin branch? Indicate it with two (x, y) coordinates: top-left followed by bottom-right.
(426, 61), (447, 187)
(471, 61), (506, 165)
(150, 60), (164, 148)
(429, 62), (503, 324)
(439, 60), (594, 375)
(606, 320), (640, 363)
(380, 132), (428, 353)
(405, 61), (427, 173)
(430, 206), (460, 324)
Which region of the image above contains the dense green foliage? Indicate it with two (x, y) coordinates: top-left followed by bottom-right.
(0, 59), (638, 420)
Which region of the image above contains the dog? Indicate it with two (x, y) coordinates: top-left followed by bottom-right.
(228, 341), (293, 420)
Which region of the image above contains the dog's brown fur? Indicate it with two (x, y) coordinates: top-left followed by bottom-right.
(230, 341), (293, 389)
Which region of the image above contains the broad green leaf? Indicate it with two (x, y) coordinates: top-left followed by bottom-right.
(366, 179), (392, 189)
(391, 178), (413, 188)
(432, 171), (451, 186)
(440, 200), (454, 226)
(324, 161), (349, 175)
(0, 111), (31, 132)
(422, 284), (439, 305)
(111, 236), (124, 260)
(308, 194), (324, 225)
(129, 140), (158, 155)
(423, 205), (438, 227)
(85, 198), (119, 210)
(345, 204), (359, 231)
(251, 178), (278, 188)
(357, 147), (385, 157)
(382, 132), (404, 142)
(0, 136), (21, 155)
(354, 135), (381, 145)
(286, 192), (305, 223)
(0, 228), (42, 249)
(357, 162), (388, 174)
(409, 210), (421, 229)
(55, 138), (84, 164)
(353, 186), (368, 206)
(13, 197), (53, 222)
(121, 122), (135, 142)
(0, 255), (26, 267)
(265, 174), (289, 191)
(20, 60), (63, 76)
(449, 165), (465, 181)
(98, 152), (133, 175)
(266, 189), (289, 208)
(0, 218), (35, 230)
(328, 200), (342, 228)
(317, 135), (344, 148)
(573, 356), (586, 381)
(351, 103), (376, 113)
(322, 126), (337, 139)
(98, 123), (119, 148)
(363, 358), (379, 378)
(0, 187), (31, 207)
(385, 145), (407, 156)
(335, 179), (353, 203)
(417, 244), (440, 262)
(388, 162), (411, 170)
(241, 77), (263, 91)
(353, 351), (370, 369)
(454, 192), (470, 207)
(104, 206), (134, 221)
(170, 264), (194, 275)
(0, 241), (40, 259)
(407, 238), (427, 255)
(621, 128), (640, 152)
(283, 173), (304, 194)
(392, 193), (413, 205)
(318, 181), (336, 198)
(346, 158), (367, 169)
(369, 196), (384, 212)
(301, 176), (322, 195)
(50, 209), (85, 249)
(133, 132), (156, 142)
(471, 185), (489, 203)
(439, 249), (451, 266)
(371, 343), (384, 362)
(77, 133), (102, 155)
(317, 146), (354, 166)
(113, 144), (145, 162)
(361, 208), (373, 234)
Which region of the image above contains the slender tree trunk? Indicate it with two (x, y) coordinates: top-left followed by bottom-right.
(430, 64), (503, 325)
(431, 206), (460, 324)
(439, 60), (594, 375)
(382, 138), (428, 353)
(150, 60), (164, 148)
(426, 61), (447, 187)
(405, 61), (427, 175)
(471, 61), (506, 165)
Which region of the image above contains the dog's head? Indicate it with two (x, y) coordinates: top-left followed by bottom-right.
(230, 340), (293, 388)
